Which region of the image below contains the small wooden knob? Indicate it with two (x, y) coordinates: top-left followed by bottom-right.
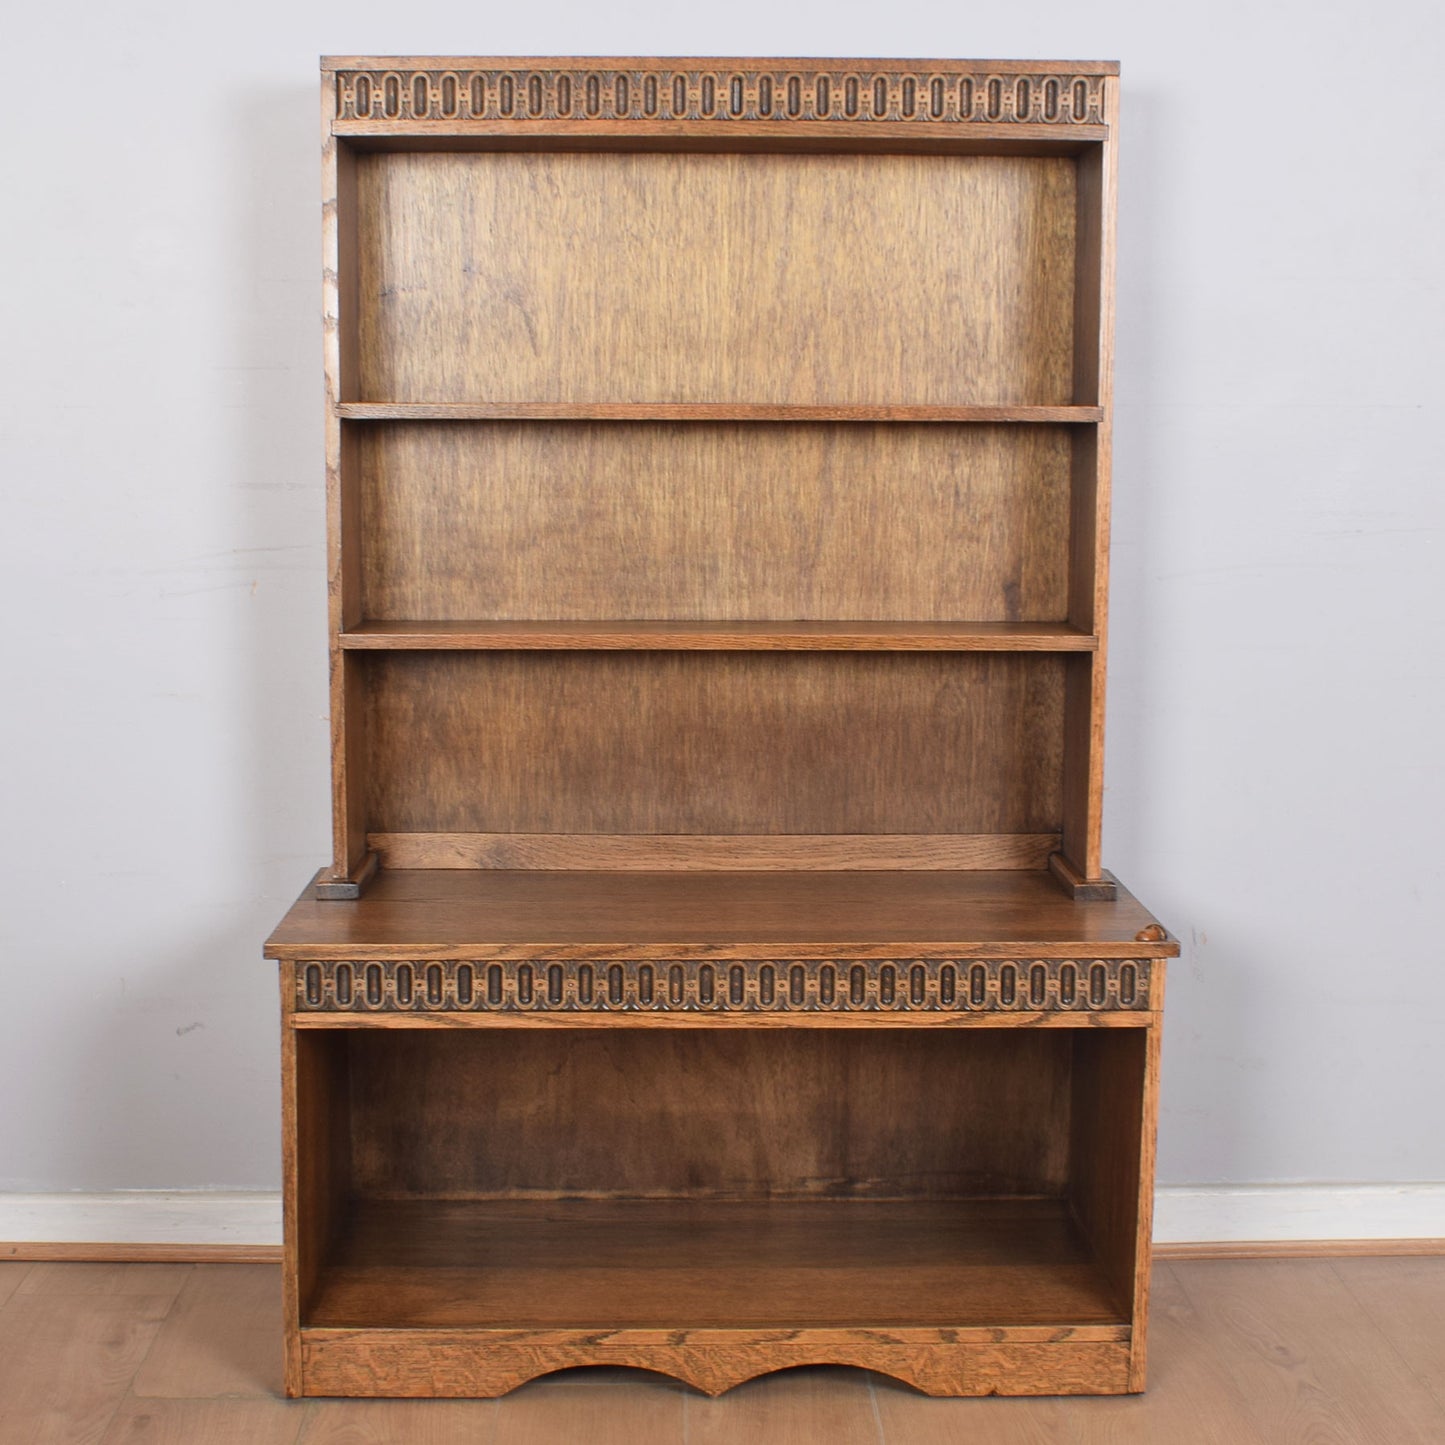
(1134, 924), (1167, 943)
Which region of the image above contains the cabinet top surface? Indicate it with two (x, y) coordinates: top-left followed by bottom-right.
(266, 870), (1174, 960)
(322, 57), (1120, 74)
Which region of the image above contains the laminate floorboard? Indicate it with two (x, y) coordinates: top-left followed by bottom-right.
(2, 1258), (1444, 1443)
(0, 1289), (177, 1445)
(133, 1264), (283, 1398)
(295, 1398), (498, 1443)
(1328, 1257), (1445, 1413)
(686, 1366), (881, 1445)
(99, 1397), (306, 1444)
(1155, 1259), (1445, 1444)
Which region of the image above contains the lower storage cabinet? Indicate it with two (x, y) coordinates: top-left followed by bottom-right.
(283, 1017), (1160, 1396)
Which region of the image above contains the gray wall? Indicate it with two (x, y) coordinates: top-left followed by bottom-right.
(3, 1), (1441, 1194)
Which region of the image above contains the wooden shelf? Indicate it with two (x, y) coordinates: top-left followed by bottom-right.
(337, 402), (1104, 423)
(338, 620), (1100, 652)
(305, 1197), (1128, 1331)
(267, 868), (1175, 961)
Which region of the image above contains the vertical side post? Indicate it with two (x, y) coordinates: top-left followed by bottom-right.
(1128, 966), (1167, 1390)
(1056, 73), (1120, 896)
(321, 64), (372, 893)
(278, 965), (303, 1397)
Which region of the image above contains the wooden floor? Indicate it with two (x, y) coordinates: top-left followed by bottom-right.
(1, 1257), (1443, 1442)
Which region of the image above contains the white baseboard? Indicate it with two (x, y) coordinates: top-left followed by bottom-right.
(1, 1185), (1441, 1248)
(0, 1192), (283, 1246)
(1153, 1183), (1445, 1243)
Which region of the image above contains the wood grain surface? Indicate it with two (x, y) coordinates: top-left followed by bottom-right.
(361, 652), (1065, 837)
(133, 1265), (282, 1399)
(340, 620), (1098, 651)
(367, 832), (1061, 871)
(301, 1330), (1130, 1399)
(342, 1030), (1075, 1200)
(100, 1399), (304, 1445)
(355, 421), (1072, 623)
(265, 869), (1177, 959)
(0, 1282), (180, 1444)
(5, 1258), (1444, 1437)
(340, 402), (1102, 421)
(304, 1198), (1120, 1331)
(355, 151), (1075, 405)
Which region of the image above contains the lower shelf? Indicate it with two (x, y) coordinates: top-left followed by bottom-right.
(296, 1196), (1134, 1397)
(307, 1196), (1126, 1332)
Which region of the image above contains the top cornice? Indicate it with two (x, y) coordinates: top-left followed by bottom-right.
(325, 60), (1115, 128)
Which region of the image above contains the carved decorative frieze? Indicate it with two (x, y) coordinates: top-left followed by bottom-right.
(334, 68), (1106, 127)
(294, 957), (1150, 1015)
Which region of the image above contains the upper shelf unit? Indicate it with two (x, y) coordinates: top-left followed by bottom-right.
(319, 57), (1121, 894)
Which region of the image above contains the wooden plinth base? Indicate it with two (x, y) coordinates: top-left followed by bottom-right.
(298, 1329), (1133, 1398)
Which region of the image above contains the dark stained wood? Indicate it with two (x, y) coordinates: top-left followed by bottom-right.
(283, 1012), (351, 1397)
(361, 652), (1065, 837)
(267, 869), (1177, 960)
(340, 620), (1099, 652)
(343, 1029), (1073, 1200)
(306, 1199), (1125, 1332)
(355, 421), (1073, 625)
(1069, 1026), (1156, 1387)
(340, 128), (1110, 158)
(1056, 77), (1118, 885)
(368, 832), (1060, 871)
(323, 109), (367, 886)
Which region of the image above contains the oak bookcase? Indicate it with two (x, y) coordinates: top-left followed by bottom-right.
(265, 56), (1177, 1400)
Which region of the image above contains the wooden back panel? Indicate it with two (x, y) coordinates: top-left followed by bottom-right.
(357, 421), (1072, 622)
(355, 150), (1076, 405)
(363, 651), (1064, 836)
(347, 1028), (1074, 1199)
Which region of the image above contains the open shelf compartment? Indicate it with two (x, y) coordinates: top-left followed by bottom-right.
(287, 1018), (1154, 1396)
